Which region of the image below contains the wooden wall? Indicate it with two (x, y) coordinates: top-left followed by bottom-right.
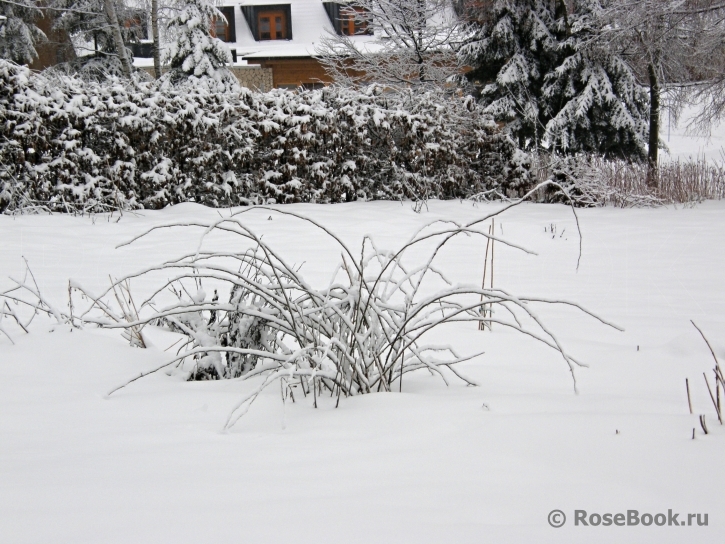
(251, 57), (333, 88)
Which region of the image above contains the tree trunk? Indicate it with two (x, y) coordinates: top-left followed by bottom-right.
(151, 0), (161, 79)
(104, 0), (132, 78)
(556, 0), (570, 36)
(647, 61), (660, 187)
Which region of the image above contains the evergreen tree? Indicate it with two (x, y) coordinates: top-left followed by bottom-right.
(0, 0), (45, 64)
(165, 0), (238, 91)
(541, 0), (649, 158)
(458, 0), (561, 150)
(459, 0), (649, 158)
(53, 0), (136, 77)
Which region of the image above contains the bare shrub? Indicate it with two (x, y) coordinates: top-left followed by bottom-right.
(0, 186), (623, 429)
(545, 154), (725, 207)
(691, 321), (723, 428)
(35, 188), (616, 428)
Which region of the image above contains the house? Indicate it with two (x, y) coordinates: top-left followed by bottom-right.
(19, 0), (365, 89)
(212, 0), (375, 89)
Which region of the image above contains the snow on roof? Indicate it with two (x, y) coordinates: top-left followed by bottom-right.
(229, 0), (375, 58)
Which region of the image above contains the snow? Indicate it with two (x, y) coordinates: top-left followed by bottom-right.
(1, 200), (724, 543)
(132, 56), (257, 67)
(663, 105), (725, 163)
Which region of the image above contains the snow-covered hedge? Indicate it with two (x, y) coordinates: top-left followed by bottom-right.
(0, 60), (531, 213)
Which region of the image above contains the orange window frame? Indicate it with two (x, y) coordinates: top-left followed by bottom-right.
(257, 10), (287, 40)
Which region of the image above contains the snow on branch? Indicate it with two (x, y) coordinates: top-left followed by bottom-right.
(0, 59), (532, 215)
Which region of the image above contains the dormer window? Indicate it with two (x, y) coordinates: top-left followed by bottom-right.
(258, 9), (287, 40)
(241, 5), (293, 41)
(323, 2), (372, 36)
(212, 6), (237, 42)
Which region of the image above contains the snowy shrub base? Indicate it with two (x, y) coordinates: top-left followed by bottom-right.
(0, 59), (531, 214)
(544, 154), (725, 207)
(44, 56), (153, 83)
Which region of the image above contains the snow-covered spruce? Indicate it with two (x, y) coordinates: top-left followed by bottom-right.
(0, 60), (530, 213)
(0, 0), (44, 65)
(540, 0), (648, 158)
(459, 0), (562, 149)
(459, 0), (648, 158)
(163, 0), (239, 92)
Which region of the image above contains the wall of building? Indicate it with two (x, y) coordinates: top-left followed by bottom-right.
(139, 65), (274, 92)
(230, 65), (274, 91)
(252, 57), (332, 89)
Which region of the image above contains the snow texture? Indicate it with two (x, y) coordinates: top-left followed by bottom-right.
(0, 200), (723, 542)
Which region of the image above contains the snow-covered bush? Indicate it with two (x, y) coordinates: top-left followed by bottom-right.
(0, 59), (531, 213)
(50, 197), (613, 426)
(0, 188), (624, 426)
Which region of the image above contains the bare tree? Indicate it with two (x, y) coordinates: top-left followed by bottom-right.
(673, 1), (725, 133)
(316, 0), (466, 88)
(102, 0), (131, 76)
(599, 0), (725, 184)
(151, 0), (160, 78)
(53, 0), (139, 78)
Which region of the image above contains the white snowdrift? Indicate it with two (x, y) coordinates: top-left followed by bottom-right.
(0, 200), (723, 543)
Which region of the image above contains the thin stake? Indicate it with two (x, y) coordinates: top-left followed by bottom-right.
(68, 280), (74, 326)
(717, 372), (721, 416)
(399, 347), (404, 392)
(479, 219), (494, 331)
(491, 218), (494, 292)
(479, 225), (491, 331)
(703, 372), (722, 424)
(686, 378), (693, 414)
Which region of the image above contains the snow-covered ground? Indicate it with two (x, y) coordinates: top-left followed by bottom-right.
(663, 105), (725, 162)
(1, 200), (724, 543)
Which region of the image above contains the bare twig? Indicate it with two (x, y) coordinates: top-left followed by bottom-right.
(692, 320), (723, 378)
(703, 372), (722, 424)
(699, 414), (709, 435)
